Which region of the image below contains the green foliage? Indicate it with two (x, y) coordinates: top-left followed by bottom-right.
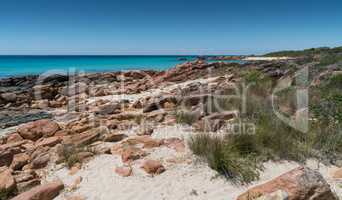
(0, 189), (10, 200)
(312, 93), (342, 124)
(243, 70), (263, 83)
(264, 46), (342, 57)
(317, 53), (342, 67)
(61, 144), (84, 168)
(327, 74), (342, 89)
(188, 50), (342, 184)
(188, 134), (261, 184)
(243, 70), (273, 97)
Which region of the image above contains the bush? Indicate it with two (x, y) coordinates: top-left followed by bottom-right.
(263, 46), (341, 57)
(188, 134), (261, 184)
(0, 189), (10, 200)
(188, 58), (342, 184)
(243, 70), (273, 97)
(317, 53), (342, 67)
(61, 144), (84, 168)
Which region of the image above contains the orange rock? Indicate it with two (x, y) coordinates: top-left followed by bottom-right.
(35, 136), (61, 148)
(63, 130), (100, 146)
(6, 133), (23, 143)
(162, 138), (185, 152)
(0, 166), (16, 194)
(237, 167), (338, 200)
(17, 119), (60, 141)
(11, 180), (64, 200)
(10, 153), (30, 170)
(102, 133), (126, 142)
(126, 136), (161, 149)
(332, 168), (342, 179)
(121, 146), (146, 163)
(141, 159), (165, 175)
(115, 166), (132, 177)
(137, 127), (154, 136)
(163, 101), (176, 110)
(31, 153), (50, 169)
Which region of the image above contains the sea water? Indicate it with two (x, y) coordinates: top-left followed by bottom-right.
(0, 55), (196, 78)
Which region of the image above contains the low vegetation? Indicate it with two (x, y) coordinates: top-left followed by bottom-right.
(189, 134), (261, 184)
(189, 52), (342, 184)
(60, 144), (93, 168)
(0, 190), (10, 200)
(264, 46), (342, 57)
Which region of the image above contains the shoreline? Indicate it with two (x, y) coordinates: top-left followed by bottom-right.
(1, 53), (341, 200)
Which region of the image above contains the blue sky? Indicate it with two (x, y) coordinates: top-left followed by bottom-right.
(0, 0), (341, 55)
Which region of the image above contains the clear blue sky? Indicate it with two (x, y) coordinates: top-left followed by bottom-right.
(0, 0), (341, 55)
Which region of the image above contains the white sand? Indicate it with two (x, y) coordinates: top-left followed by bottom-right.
(43, 125), (341, 200)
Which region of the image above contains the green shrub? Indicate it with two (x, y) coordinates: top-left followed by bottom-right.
(61, 144), (84, 168)
(244, 70), (263, 83)
(327, 74), (342, 90)
(243, 70), (273, 97)
(0, 189), (10, 200)
(66, 154), (82, 168)
(188, 60), (342, 184)
(188, 134), (261, 184)
(317, 53), (342, 67)
(264, 46), (340, 57)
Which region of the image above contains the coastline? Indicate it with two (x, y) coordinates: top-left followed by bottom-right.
(1, 55), (341, 200)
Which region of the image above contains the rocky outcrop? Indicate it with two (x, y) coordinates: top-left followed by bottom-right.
(0, 167), (16, 196)
(17, 119), (60, 141)
(0, 92), (17, 103)
(237, 167), (338, 200)
(0, 111), (52, 129)
(10, 153), (30, 170)
(11, 180), (64, 200)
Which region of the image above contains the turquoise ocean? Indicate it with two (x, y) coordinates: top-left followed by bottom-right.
(0, 56), (197, 78)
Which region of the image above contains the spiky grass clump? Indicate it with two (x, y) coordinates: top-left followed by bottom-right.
(189, 134), (261, 184)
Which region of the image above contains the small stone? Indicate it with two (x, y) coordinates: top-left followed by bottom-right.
(10, 153), (30, 170)
(121, 146), (146, 163)
(32, 153), (50, 169)
(103, 133), (126, 142)
(141, 159), (165, 175)
(137, 127), (154, 136)
(115, 166), (132, 177)
(35, 136), (61, 148)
